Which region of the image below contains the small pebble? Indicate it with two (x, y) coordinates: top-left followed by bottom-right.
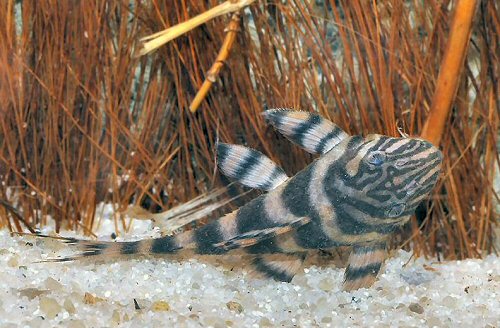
(151, 301), (170, 312)
(226, 301), (244, 313)
(409, 303), (424, 314)
(19, 288), (48, 300)
(318, 277), (335, 291)
(63, 298), (76, 314)
(44, 277), (63, 291)
(83, 292), (104, 305)
(39, 297), (62, 319)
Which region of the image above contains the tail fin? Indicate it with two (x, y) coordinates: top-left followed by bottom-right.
(24, 234), (181, 263)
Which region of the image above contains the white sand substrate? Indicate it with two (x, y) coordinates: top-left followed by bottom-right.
(0, 211), (498, 328)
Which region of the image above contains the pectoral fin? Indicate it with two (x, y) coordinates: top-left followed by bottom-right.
(343, 242), (387, 291)
(217, 143), (288, 191)
(213, 217), (310, 251)
(263, 109), (348, 154)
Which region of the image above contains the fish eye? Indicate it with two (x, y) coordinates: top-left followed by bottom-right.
(366, 151), (386, 166)
(386, 203), (405, 218)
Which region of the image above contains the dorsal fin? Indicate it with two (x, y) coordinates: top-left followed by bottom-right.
(217, 143), (288, 191)
(262, 109), (348, 154)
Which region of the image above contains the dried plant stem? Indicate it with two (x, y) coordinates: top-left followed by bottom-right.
(190, 13), (241, 112)
(421, 0), (478, 145)
(0, 199), (36, 233)
(477, 89), (498, 250)
(137, 0), (255, 57)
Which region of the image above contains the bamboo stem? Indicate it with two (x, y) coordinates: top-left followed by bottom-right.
(421, 0), (478, 145)
(137, 0), (254, 57)
(190, 13), (241, 112)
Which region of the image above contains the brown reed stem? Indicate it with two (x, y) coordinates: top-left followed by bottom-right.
(0, 199), (36, 233)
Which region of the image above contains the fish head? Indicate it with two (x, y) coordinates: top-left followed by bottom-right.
(344, 134), (443, 220)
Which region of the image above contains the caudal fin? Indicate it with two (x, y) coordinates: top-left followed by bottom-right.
(24, 234), (181, 263)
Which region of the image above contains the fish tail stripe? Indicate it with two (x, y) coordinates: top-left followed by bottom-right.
(35, 236), (151, 262)
(213, 217), (311, 251)
(150, 237), (182, 254)
(235, 197), (274, 234)
(70, 241), (122, 259)
(193, 221), (228, 255)
(120, 241), (141, 255)
(78, 242), (109, 257)
(262, 108), (347, 154)
(217, 143), (288, 191)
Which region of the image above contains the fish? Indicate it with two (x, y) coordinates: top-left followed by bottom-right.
(33, 109), (443, 291)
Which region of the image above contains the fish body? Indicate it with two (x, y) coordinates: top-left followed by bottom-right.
(41, 109), (443, 291)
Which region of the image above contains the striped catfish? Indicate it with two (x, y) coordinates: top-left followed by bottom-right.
(38, 109), (443, 291)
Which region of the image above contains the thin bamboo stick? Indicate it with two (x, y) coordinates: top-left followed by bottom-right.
(137, 0), (254, 57)
(190, 13), (241, 112)
(421, 0), (478, 145)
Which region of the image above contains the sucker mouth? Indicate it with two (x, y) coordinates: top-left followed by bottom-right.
(405, 165), (441, 198)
